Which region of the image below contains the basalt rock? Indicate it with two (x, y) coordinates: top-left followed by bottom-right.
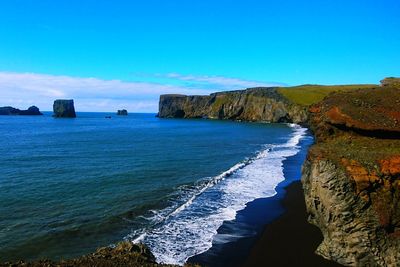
(117, 109), (128, 116)
(302, 84), (400, 266)
(158, 88), (309, 123)
(53, 99), (76, 118)
(0, 106), (43, 115)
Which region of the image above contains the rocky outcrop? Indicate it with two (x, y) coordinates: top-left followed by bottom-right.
(158, 88), (309, 123)
(302, 84), (400, 266)
(380, 77), (400, 88)
(53, 99), (76, 118)
(117, 109), (128, 116)
(0, 106), (42, 115)
(0, 241), (195, 267)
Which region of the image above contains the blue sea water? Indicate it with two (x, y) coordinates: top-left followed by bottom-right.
(0, 112), (306, 264)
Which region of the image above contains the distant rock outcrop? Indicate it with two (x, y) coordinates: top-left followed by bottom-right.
(381, 77), (400, 88)
(117, 109), (128, 116)
(0, 106), (43, 115)
(53, 100), (76, 118)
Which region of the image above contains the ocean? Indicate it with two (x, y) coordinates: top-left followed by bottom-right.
(0, 112), (308, 265)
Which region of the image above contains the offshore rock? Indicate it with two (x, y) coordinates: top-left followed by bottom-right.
(53, 99), (76, 118)
(158, 88), (309, 123)
(117, 109), (128, 115)
(0, 106), (43, 115)
(302, 84), (400, 266)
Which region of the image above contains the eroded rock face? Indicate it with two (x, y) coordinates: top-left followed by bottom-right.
(53, 99), (76, 118)
(0, 106), (43, 115)
(302, 85), (400, 266)
(158, 88), (309, 123)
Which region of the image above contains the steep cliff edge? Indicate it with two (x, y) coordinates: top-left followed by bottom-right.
(302, 82), (400, 266)
(158, 87), (309, 123)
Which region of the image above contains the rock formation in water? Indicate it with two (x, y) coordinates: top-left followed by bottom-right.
(302, 81), (400, 266)
(117, 109), (128, 115)
(158, 87), (309, 123)
(0, 106), (43, 115)
(53, 99), (76, 118)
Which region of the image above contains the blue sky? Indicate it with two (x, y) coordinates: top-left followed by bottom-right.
(0, 0), (399, 112)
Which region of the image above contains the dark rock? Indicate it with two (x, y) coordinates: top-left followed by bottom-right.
(0, 241), (186, 267)
(117, 109), (128, 116)
(53, 99), (76, 118)
(0, 106), (43, 115)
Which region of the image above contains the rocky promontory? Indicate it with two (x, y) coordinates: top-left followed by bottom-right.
(302, 80), (400, 266)
(158, 88), (309, 123)
(53, 99), (76, 118)
(0, 106), (43, 115)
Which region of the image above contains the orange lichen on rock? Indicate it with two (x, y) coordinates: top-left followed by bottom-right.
(341, 158), (379, 194)
(379, 156), (400, 176)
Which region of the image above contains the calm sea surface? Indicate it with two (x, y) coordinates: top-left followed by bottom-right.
(0, 112), (305, 264)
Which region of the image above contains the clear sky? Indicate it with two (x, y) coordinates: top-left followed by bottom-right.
(0, 0), (399, 112)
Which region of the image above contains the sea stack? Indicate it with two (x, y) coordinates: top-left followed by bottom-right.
(117, 109), (128, 116)
(0, 106), (43, 115)
(53, 99), (76, 118)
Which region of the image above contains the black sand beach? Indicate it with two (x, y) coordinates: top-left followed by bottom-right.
(189, 131), (341, 267)
(242, 181), (342, 267)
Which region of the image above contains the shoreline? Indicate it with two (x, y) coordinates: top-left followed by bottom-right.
(188, 129), (337, 266)
(242, 181), (342, 267)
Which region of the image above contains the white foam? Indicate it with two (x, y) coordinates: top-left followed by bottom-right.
(127, 124), (307, 265)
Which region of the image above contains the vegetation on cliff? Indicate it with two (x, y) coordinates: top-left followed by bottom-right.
(303, 80), (400, 266)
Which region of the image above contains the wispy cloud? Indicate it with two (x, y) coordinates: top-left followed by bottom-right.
(0, 72), (285, 112)
(156, 73), (286, 90)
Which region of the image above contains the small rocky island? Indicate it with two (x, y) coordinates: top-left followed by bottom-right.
(53, 99), (76, 118)
(0, 106), (43, 115)
(117, 109), (128, 116)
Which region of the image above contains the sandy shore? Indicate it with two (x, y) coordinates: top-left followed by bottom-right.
(242, 181), (342, 267)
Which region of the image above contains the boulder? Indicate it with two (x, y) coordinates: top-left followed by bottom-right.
(53, 100), (76, 118)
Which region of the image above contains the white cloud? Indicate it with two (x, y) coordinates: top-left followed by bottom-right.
(0, 71), (285, 112)
(161, 73), (286, 89)
(0, 72), (210, 112)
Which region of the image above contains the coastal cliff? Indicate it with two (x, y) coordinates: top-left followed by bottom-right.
(302, 80), (400, 266)
(158, 87), (309, 123)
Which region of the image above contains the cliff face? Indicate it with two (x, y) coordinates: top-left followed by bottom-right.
(302, 83), (400, 266)
(158, 88), (308, 123)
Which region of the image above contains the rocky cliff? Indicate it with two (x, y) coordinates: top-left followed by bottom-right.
(0, 106), (42, 115)
(302, 82), (400, 266)
(158, 87), (309, 123)
(53, 99), (76, 118)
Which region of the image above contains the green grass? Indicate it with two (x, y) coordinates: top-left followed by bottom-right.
(277, 84), (377, 106)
